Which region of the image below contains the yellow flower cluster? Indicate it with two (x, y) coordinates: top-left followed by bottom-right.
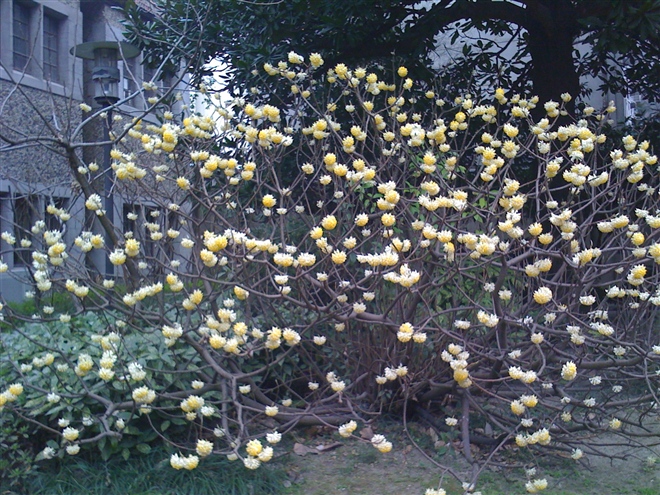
(170, 453), (199, 470)
(242, 438), (274, 469)
(515, 427), (551, 447)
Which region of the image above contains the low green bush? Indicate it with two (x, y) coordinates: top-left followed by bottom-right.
(11, 445), (285, 495)
(0, 311), (202, 472)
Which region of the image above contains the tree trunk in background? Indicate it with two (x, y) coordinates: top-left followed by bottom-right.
(525, 0), (581, 115)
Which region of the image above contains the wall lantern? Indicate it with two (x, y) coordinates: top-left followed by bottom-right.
(71, 41), (140, 106)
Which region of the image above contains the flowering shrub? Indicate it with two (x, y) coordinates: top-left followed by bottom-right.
(1, 52), (660, 493)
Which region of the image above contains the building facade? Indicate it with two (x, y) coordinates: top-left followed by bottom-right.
(0, 0), (176, 301)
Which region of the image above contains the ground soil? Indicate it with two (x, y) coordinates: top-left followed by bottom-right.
(278, 421), (660, 495)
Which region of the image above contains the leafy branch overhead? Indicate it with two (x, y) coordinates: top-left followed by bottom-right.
(125, 0), (660, 106)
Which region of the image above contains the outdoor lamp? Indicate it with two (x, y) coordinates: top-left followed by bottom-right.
(71, 40), (140, 278)
(71, 41), (140, 106)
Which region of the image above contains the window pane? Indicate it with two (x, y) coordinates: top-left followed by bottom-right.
(123, 59), (138, 101)
(13, 195), (37, 266)
(43, 14), (60, 82)
(13, 2), (31, 71)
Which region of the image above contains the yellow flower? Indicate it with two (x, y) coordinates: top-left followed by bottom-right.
(381, 213), (396, 227)
(233, 286), (249, 300)
(109, 250), (127, 265)
(273, 253), (294, 267)
(66, 444), (80, 455)
(209, 335), (226, 349)
(8, 383), (24, 396)
(399, 322), (414, 334)
(331, 381), (345, 392)
(309, 53), (324, 68)
(355, 214), (369, 227)
(258, 446), (274, 462)
(631, 232), (645, 246)
(331, 251), (347, 264)
(323, 153), (337, 168)
(372, 435), (392, 453)
(503, 123), (519, 138)
(125, 239), (140, 257)
(293, 252), (314, 267)
(334, 63), (349, 79)
(561, 361), (577, 381)
(262, 195), (277, 208)
(528, 223), (543, 236)
(246, 439), (263, 457)
(176, 177), (190, 190)
(205, 234), (227, 252)
(453, 368), (469, 382)
(629, 264), (646, 279)
(171, 453), (199, 470)
(132, 386), (156, 404)
(338, 420), (357, 437)
(511, 400), (526, 415)
(321, 215), (337, 230)
(342, 237), (357, 249)
(538, 233), (553, 245)
(397, 66), (408, 77)
(533, 287), (552, 304)
(287, 51), (303, 64)
(62, 426), (79, 442)
(310, 227), (324, 239)
(196, 439), (213, 457)
(190, 289), (203, 305)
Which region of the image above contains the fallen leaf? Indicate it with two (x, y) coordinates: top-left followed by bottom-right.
(293, 442), (343, 456)
(293, 443), (319, 456)
(359, 426), (374, 440)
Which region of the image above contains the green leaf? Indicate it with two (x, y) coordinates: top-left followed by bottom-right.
(136, 443), (151, 454)
(122, 448), (130, 461)
(160, 420), (171, 432)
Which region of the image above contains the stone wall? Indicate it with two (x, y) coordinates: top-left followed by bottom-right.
(0, 81), (82, 187)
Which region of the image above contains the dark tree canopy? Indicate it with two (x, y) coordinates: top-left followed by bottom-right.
(125, 0), (660, 108)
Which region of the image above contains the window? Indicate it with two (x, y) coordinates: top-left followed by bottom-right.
(142, 64), (161, 105)
(2, 1), (72, 86)
(13, 2), (32, 72)
(123, 203), (139, 235)
(43, 12), (60, 82)
(13, 195), (37, 266)
(123, 58), (138, 101)
(143, 65), (156, 87)
(45, 196), (68, 231)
